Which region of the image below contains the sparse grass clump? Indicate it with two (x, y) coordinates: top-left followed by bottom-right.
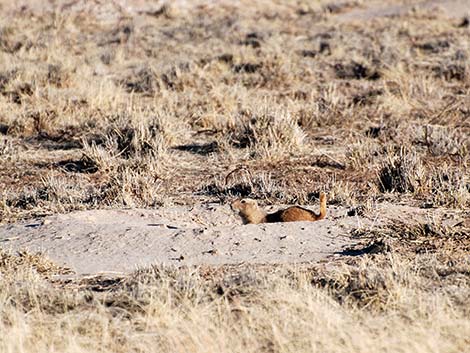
(425, 164), (470, 207)
(376, 147), (470, 207)
(377, 147), (425, 194)
(0, 247), (469, 353)
(422, 125), (469, 157)
(203, 170), (298, 203)
(228, 104), (307, 159)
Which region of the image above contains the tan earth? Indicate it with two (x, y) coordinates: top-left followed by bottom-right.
(0, 202), (449, 275)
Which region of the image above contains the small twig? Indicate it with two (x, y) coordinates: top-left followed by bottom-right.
(431, 98), (460, 124)
(0, 236), (20, 242)
(192, 216), (208, 227)
(320, 153), (346, 169)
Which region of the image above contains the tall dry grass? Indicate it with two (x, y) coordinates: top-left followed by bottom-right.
(1, 248), (469, 353)
(1, 0), (469, 221)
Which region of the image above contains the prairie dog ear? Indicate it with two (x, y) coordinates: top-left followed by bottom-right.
(232, 198), (258, 209)
(231, 199), (246, 210)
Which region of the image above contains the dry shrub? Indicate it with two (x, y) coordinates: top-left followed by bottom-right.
(81, 108), (183, 171)
(296, 83), (352, 129)
(347, 139), (385, 171)
(121, 66), (159, 94)
(39, 175), (92, 210)
(377, 147), (425, 193)
(0, 136), (15, 157)
(426, 164), (470, 208)
(81, 142), (115, 172)
(203, 171), (298, 203)
(228, 104), (306, 159)
(1, 156), (165, 217)
(334, 60), (381, 80)
(422, 125), (468, 157)
(95, 114), (170, 160)
(0, 250), (71, 277)
(323, 176), (359, 205)
(1, 175), (98, 218)
(100, 162), (164, 207)
(376, 147), (470, 207)
(0, 250), (469, 353)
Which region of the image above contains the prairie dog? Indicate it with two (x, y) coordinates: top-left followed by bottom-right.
(231, 193), (326, 224)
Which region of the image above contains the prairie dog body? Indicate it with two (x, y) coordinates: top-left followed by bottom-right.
(231, 193), (327, 224)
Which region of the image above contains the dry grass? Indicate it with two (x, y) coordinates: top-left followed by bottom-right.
(0, 0), (469, 351)
(1, 0), (469, 222)
(0, 2), (470, 222)
(1, 220), (469, 353)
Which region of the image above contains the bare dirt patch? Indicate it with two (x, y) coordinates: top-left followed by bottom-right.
(1, 202), (460, 275)
(0, 204), (358, 275)
(336, 0), (470, 21)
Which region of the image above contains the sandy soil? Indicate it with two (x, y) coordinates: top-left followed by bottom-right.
(0, 204), (356, 275)
(4, 0), (468, 20)
(0, 202), (449, 275)
(337, 0), (470, 21)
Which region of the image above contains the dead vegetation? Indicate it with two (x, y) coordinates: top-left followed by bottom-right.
(1, 217), (469, 352)
(1, 0), (469, 222)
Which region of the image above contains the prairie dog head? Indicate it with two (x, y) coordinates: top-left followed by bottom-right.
(231, 198), (265, 224)
(231, 198), (259, 214)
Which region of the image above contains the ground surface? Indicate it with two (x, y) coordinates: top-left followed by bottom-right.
(0, 204), (358, 274)
(0, 202), (461, 275)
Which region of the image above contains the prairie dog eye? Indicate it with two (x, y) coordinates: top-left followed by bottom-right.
(241, 200), (246, 204)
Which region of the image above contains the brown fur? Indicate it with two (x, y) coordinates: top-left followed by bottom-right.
(231, 193), (327, 224)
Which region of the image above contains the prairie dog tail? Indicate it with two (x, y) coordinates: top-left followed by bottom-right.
(318, 192), (327, 220)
